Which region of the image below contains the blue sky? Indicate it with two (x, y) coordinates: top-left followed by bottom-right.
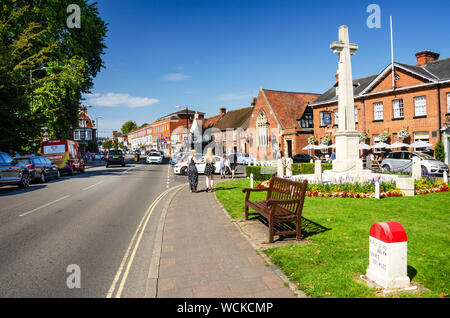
(84, 0), (450, 137)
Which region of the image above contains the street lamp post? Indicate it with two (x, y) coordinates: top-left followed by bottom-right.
(95, 116), (103, 140)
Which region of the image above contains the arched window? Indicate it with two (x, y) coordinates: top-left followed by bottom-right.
(257, 112), (269, 148)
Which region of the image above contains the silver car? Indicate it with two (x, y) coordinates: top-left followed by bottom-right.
(381, 151), (448, 175)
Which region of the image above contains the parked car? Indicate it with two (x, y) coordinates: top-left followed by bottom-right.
(93, 153), (104, 160)
(0, 151), (31, 188)
(15, 156), (60, 183)
(173, 155), (224, 175)
(146, 152), (163, 164)
(41, 139), (85, 175)
(232, 153), (249, 165)
(292, 154), (313, 163)
(381, 151), (449, 175)
(170, 152), (189, 165)
(106, 150), (125, 167)
(243, 154), (258, 165)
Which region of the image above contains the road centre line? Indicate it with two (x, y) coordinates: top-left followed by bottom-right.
(82, 180), (104, 191)
(106, 183), (186, 298)
(19, 195), (71, 217)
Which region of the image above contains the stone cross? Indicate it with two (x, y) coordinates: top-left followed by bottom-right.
(330, 25), (358, 133)
(329, 25), (362, 173)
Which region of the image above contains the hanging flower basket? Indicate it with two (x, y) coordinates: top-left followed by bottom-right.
(321, 136), (330, 145)
(398, 129), (410, 139)
(359, 133), (370, 142)
(378, 131), (390, 142)
(308, 136), (317, 145)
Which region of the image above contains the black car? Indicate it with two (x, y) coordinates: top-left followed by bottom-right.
(106, 150), (125, 167)
(0, 151), (31, 188)
(15, 156), (60, 183)
(292, 154), (312, 163)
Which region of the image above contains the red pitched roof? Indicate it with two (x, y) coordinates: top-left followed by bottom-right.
(262, 89), (320, 128)
(203, 114), (223, 129)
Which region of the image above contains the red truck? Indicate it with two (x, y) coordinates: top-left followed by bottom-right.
(41, 139), (85, 175)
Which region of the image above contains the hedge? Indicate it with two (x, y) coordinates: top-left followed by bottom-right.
(246, 163), (332, 181)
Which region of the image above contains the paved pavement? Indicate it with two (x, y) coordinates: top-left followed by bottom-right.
(155, 182), (297, 298)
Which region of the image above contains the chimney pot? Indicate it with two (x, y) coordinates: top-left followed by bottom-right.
(220, 107), (226, 115)
(415, 51), (440, 66)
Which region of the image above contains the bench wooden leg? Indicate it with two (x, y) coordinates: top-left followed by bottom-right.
(268, 217), (274, 243)
(296, 219), (302, 241)
(244, 203), (249, 220)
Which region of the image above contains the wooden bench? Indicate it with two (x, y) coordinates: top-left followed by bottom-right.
(242, 176), (308, 243)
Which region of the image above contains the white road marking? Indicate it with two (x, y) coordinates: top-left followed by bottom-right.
(19, 195), (71, 217)
(82, 181), (104, 191)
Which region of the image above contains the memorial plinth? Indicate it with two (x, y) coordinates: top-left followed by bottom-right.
(365, 222), (412, 290)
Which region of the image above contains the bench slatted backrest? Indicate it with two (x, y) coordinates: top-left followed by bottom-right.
(266, 176), (307, 216)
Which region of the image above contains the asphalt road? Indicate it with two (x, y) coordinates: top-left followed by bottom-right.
(0, 158), (186, 298)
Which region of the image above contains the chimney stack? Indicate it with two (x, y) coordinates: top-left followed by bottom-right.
(251, 97), (257, 106)
(220, 107), (226, 116)
(415, 51), (440, 66)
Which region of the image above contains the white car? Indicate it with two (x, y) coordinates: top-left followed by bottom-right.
(173, 155), (223, 175)
(146, 152), (163, 164)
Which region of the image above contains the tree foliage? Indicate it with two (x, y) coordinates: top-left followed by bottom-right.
(120, 120), (138, 135)
(0, 0), (107, 153)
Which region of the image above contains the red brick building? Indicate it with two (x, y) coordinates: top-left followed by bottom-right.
(310, 51), (450, 164)
(247, 89), (320, 160)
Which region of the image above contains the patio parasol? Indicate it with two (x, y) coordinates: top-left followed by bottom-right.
(372, 142), (390, 149)
(409, 140), (432, 148)
(386, 141), (410, 149)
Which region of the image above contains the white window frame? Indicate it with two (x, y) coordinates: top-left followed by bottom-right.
(393, 99), (404, 119)
(354, 106), (358, 123)
(414, 96), (427, 117)
(447, 93), (450, 113)
(334, 109), (338, 125)
(373, 102), (383, 121)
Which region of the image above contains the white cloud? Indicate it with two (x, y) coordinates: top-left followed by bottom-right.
(85, 92), (159, 108)
(162, 73), (191, 81)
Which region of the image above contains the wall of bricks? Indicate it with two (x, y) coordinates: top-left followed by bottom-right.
(312, 67), (450, 155)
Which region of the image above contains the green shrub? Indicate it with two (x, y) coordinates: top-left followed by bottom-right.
(246, 163), (333, 181)
(434, 139), (445, 162)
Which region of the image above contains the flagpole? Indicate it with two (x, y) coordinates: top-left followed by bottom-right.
(390, 15), (395, 90)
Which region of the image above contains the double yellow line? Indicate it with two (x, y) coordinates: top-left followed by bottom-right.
(106, 183), (186, 298)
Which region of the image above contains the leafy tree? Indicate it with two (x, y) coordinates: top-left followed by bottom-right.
(120, 120), (138, 135)
(102, 139), (112, 150)
(0, 0), (107, 152)
(112, 139), (119, 149)
(434, 139), (445, 162)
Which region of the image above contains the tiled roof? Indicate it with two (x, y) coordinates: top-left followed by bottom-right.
(310, 75), (378, 105)
(214, 107), (253, 131)
(203, 114), (223, 129)
(423, 57), (450, 81)
(262, 89), (320, 128)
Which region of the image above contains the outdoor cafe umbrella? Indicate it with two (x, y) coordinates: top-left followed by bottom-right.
(386, 141), (410, 149)
(327, 144), (336, 149)
(372, 142), (390, 149)
(409, 140), (432, 148)
(302, 144), (319, 150)
(359, 143), (373, 150)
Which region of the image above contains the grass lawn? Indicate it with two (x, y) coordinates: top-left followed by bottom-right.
(215, 178), (450, 298)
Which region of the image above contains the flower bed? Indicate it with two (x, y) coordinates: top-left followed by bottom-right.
(256, 178), (449, 199)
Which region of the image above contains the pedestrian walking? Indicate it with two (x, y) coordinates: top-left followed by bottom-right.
(219, 153), (226, 179)
(188, 149), (201, 193)
(204, 148), (215, 192)
(229, 152), (238, 179)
